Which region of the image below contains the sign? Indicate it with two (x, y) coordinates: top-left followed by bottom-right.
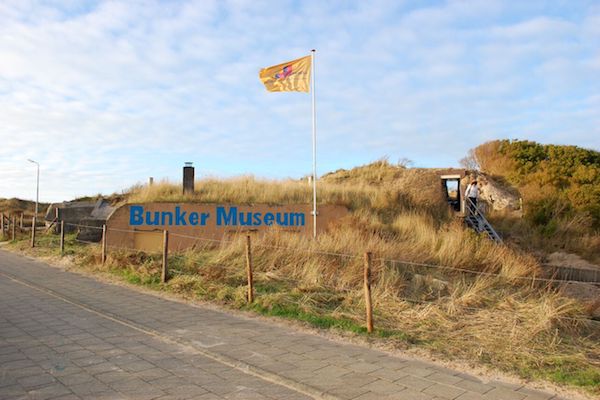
(129, 205), (307, 227)
(106, 203), (348, 252)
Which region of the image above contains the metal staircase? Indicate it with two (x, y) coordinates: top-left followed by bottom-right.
(464, 198), (502, 243)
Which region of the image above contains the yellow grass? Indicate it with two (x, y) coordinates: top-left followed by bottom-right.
(117, 168), (600, 394)
(8, 161), (597, 395)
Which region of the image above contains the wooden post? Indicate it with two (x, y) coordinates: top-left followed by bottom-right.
(19, 214), (23, 229)
(30, 217), (36, 248)
(161, 230), (169, 283)
(363, 252), (374, 333)
(11, 216), (16, 241)
(101, 225), (107, 264)
(245, 235), (254, 303)
(1, 212), (4, 235)
(60, 221), (65, 256)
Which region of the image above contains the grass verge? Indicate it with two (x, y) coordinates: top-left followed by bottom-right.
(4, 231), (599, 397)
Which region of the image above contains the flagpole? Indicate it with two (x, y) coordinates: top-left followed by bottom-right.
(311, 49), (317, 238)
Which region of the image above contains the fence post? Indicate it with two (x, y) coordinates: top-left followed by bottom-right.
(101, 225), (107, 264)
(30, 217), (36, 248)
(60, 221), (65, 256)
(161, 230), (169, 283)
(363, 252), (374, 333)
(20, 214), (23, 229)
(245, 235), (254, 303)
(11, 215), (16, 241)
(1, 212), (4, 235)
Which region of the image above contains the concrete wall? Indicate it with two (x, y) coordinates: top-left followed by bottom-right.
(106, 203), (349, 252)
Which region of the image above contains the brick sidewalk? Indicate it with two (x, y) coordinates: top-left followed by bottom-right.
(0, 250), (568, 400)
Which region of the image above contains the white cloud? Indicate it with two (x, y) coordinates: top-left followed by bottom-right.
(0, 0), (598, 202)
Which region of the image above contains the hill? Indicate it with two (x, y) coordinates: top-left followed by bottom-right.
(0, 198), (49, 218)
(3, 155), (599, 395)
(464, 140), (600, 263)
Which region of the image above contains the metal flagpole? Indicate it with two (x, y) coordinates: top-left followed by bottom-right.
(311, 49), (317, 238)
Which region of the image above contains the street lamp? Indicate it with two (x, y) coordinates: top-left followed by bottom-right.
(27, 159), (39, 217)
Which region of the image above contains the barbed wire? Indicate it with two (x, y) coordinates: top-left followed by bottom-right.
(380, 258), (598, 286)
(29, 222), (600, 287)
(64, 222), (104, 231)
(11, 222), (600, 326)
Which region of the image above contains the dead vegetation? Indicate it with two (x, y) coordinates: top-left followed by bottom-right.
(4, 160), (599, 395)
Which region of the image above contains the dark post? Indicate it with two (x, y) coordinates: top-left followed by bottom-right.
(183, 162), (195, 194)
(11, 215), (16, 241)
(1, 212), (4, 235)
(363, 252), (374, 333)
(245, 235), (254, 303)
(60, 220), (65, 256)
(31, 217), (36, 248)
(161, 230), (169, 283)
(101, 225), (107, 264)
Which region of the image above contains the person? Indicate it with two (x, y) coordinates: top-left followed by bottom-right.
(465, 180), (479, 214)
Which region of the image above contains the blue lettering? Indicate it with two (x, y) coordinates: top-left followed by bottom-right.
(264, 213), (274, 226)
(175, 206), (187, 226)
(239, 212), (253, 226)
(130, 206), (144, 225)
(200, 213), (210, 225)
(189, 212), (199, 225)
(275, 213), (288, 226)
(252, 212), (262, 226)
(161, 211), (173, 225)
(217, 206), (237, 225)
(290, 213), (305, 226)
(146, 211), (160, 225)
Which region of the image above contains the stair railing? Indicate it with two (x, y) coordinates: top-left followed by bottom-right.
(465, 198), (502, 243)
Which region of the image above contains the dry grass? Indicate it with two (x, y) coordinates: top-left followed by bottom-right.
(0, 198), (48, 218)
(6, 161), (599, 395)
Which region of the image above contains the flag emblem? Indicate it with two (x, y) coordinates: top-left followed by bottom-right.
(275, 65), (293, 80)
(259, 55), (311, 92)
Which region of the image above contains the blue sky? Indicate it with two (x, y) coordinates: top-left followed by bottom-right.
(1, 0), (599, 202)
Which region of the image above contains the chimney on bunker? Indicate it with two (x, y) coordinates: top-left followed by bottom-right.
(183, 162), (195, 194)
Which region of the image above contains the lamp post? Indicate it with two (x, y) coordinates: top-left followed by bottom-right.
(27, 159), (39, 217)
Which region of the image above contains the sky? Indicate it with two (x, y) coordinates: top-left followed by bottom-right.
(0, 0), (599, 203)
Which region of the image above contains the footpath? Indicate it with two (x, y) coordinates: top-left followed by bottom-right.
(0, 250), (571, 400)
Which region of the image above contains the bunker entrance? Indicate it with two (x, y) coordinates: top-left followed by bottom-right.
(441, 175), (462, 212)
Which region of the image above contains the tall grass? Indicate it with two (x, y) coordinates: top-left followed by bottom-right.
(22, 164), (597, 395)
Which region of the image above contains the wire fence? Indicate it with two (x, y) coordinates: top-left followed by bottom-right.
(6, 220), (600, 328)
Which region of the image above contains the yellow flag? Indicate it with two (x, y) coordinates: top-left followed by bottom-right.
(259, 55), (311, 93)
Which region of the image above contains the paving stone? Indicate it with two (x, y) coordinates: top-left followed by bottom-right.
(393, 388), (436, 400)
(119, 360), (156, 372)
(327, 384), (370, 399)
(69, 380), (113, 396)
(50, 395), (83, 400)
(517, 387), (555, 400)
(133, 367), (173, 381)
(423, 383), (467, 399)
(484, 387), (527, 400)
(26, 383), (72, 400)
(165, 384), (209, 397)
(454, 378), (495, 394)
(95, 371), (131, 384)
(347, 361), (383, 374)
(0, 250), (561, 400)
(55, 373), (96, 387)
(456, 392), (487, 400)
(426, 372), (463, 385)
(401, 365), (435, 377)
(17, 373), (57, 389)
(360, 378), (407, 395)
(368, 367), (408, 382)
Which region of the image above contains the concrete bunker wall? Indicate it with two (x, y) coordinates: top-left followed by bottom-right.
(106, 203), (349, 252)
